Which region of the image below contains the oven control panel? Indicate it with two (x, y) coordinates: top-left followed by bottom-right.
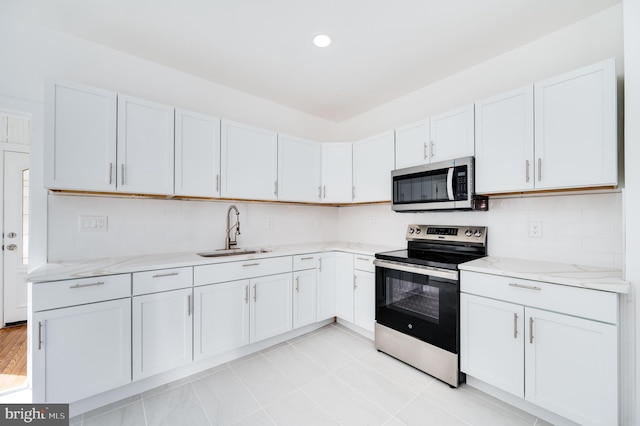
(406, 224), (487, 245)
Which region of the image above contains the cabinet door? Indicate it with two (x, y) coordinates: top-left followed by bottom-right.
(460, 293), (525, 398)
(534, 59), (617, 190)
(194, 280), (250, 360)
(395, 119), (430, 169)
(321, 143), (352, 203)
(429, 104), (474, 162)
(475, 87), (534, 194)
(250, 273), (292, 343)
(352, 131), (395, 202)
(32, 299), (131, 403)
(293, 270), (317, 328)
(175, 109), (220, 197)
(45, 81), (117, 191)
(221, 120), (278, 200)
(278, 134), (322, 202)
(316, 253), (336, 321)
(117, 95), (175, 195)
(524, 307), (618, 426)
(132, 288), (193, 380)
(335, 253), (354, 322)
(353, 270), (375, 333)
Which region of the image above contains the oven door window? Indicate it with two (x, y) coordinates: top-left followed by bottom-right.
(376, 267), (459, 354)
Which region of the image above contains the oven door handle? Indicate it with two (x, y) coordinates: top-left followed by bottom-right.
(373, 259), (458, 281)
(447, 167), (455, 201)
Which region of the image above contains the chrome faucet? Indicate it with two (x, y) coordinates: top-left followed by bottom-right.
(225, 205), (241, 250)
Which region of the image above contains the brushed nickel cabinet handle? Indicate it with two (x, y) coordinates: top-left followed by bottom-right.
(525, 160), (530, 183)
(69, 281), (105, 289)
(244, 285), (249, 303)
(295, 276), (300, 293)
(356, 257), (370, 262)
(121, 164), (125, 185)
(187, 294), (191, 316)
(243, 263), (260, 267)
(301, 256), (314, 260)
(537, 158), (542, 181)
(152, 272), (179, 278)
(253, 284), (257, 302)
(216, 175), (220, 193)
(508, 283), (541, 291)
(513, 313), (518, 339)
(274, 180), (278, 196)
(108, 163), (113, 184)
(318, 186), (322, 199)
(323, 185), (326, 199)
(38, 321), (43, 350)
(423, 142), (428, 160)
(529, 317), (534, 344)
(318, 258), (322, 272)
(352, 186), (356, 200)
(353, 275), (358, 290)
(430, 141), (434, 158)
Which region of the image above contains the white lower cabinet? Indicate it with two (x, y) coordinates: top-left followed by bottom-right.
(460, 271), (618, 426)
(194, 280), (250, 360)
(32, 298), (132, 403)
(132, 288), (193, 380)
(336, 253), (375, 333)
(250, 273), (293, 342)
(293, 269), (317, 329)
(316, 253), (337, 321)
(335, 253), (355, 322)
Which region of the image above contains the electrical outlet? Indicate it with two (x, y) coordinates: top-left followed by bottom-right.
(265, 217), (274, 229)
(314, 218), (321, 229)
(79, 215), (108, 232)
(529, 221), (542, 238)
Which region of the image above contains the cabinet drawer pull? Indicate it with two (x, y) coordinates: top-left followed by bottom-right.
(187, 294), (192, 316)
(152, 272), (179, 278)
(508, 283), (541, 291)
(244, 285), (249, 303)
(216, 175), (220, 193)
(242, 263), (260, 267)
(529, 317), (534, 344)
(300, 256), (314, 260)
(38, 321), (43, 350)
(356, 257), (370, 262)
(513, 313), (518, 339)
(121, 164), (125, 185)
(69, 281), (105, 289)
(323, 185), (326, 199)
(525, 160), (530, 183)
(537, 158), (542, 181)
(108, 163), (113, 185)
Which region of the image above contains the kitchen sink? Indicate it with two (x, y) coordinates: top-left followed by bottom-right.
(197, 248), (271, 258)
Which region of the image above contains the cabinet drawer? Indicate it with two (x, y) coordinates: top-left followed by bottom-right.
(353, 254), (375, 273)
(460, 271), (617, 324)
(194, 256), (292, 286)
(133, 267), (193, 295)
(32, 274), (131, 311)
(293, 254), (319, 271)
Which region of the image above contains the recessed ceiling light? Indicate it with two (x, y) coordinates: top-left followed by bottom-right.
(313, 34), (331, 48)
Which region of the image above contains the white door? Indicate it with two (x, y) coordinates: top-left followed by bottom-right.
(352, 131), (395, 202)
(395, 119), (431, 169)
(321, 143), (352, 203)
(429, 104), (475, 162)
(3, 151), (29, 324)
(353, 270), (375, 333)
(277, 134), (322, 202)
(250, 273), (292, 343)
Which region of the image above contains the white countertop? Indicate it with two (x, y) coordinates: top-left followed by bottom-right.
(459, 256), (629, 294)
(28, 241), (399, 283)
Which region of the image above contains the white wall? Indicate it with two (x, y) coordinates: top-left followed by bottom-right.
(336, 4), (623, 140)
(623, 0), (640, 424)
(47, 194), (339, 261)
(339, 192), (623, 268)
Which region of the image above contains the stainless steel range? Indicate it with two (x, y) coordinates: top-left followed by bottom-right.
(374, 224), (487, 387)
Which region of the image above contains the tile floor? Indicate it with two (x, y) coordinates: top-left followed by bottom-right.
(70, 323), (551, 426)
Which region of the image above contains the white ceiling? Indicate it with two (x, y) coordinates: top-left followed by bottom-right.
(8, 0), (620, 122)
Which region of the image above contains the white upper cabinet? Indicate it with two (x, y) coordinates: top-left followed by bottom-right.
(352, 131), (395, 202)
(221, 120), (278, 200)
(475, 86), (535, 194)
(277, 134), (322, 202)
(174, 109), (221, 197)
(45, 81), (117, 191)
(321, 142), (353, 203)
(395, 119), (430, 169)
(429, 104), (475, 162)
(117, 95), (175, 195)
(534, 59), (617, 190)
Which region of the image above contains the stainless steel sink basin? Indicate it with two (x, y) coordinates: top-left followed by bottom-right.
(197, 248), (270, 258)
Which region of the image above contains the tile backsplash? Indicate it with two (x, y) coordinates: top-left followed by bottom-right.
(338, 191), (623, 269)
(48, 191), (623, 269)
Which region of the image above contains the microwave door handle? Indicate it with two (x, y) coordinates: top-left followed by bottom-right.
(447, 167), (455, 201)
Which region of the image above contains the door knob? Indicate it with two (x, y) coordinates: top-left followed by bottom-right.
(6, 244), (17, 251)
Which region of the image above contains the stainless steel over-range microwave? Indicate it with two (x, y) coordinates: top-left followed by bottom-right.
(391, 156), (488, 212)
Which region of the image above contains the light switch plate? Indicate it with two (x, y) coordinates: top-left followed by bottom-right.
(79, 215), (108, 232)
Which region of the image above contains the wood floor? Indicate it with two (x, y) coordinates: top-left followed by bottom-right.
(0, 323), (27, 392)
